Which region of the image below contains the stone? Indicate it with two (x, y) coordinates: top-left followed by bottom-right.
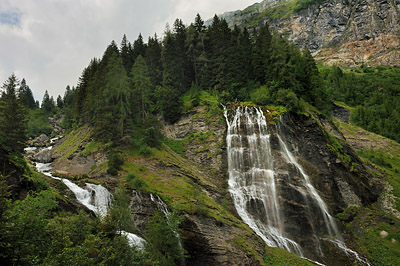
(35, 147), (53, 163)
(32, 134), (50, 147)
(380, 230), (389, 238)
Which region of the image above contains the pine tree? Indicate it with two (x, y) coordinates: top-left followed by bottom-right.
(252, 22), (272, 83)
(120, 34), (132, 72)
(0, 74), (27, 154)
(102, 52), (131, 141)
(41, 90), (55, 114)
(145, 34), (163, 87)
(132, 33), (146, 62)
(56, 95), (63, 108)
(18, 79), (36, 109)
(131, 55), (153, 122)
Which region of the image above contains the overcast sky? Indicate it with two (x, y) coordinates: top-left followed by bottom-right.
(0, 0), (257, 102)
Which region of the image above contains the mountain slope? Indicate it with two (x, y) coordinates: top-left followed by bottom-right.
(216, 0), (400, 66)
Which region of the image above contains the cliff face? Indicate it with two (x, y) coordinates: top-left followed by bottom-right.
(219, 0), (400, 66)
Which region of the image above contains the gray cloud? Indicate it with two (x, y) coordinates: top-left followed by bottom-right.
(0, 0), (255, 101)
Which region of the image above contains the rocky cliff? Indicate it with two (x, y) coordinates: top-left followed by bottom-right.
(217, 0), (400, 66)
(44, 105), (383, 265)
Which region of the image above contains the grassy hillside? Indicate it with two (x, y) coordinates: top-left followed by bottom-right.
(334, 104), (400, 266)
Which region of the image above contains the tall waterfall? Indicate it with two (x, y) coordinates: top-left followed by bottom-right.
(225, 106), (302, 255)
(224, 106), (369, 264)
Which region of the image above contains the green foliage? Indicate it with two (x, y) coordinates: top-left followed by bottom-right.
(321, 65), (400, 143)
(357, 149), (393, 169)
(27, 108), (52, 138)
(41, 90), (56, 114)
(0, 74), (28, 155)
(350, 207), (400, 266)
(107, 152), (124, 175)
(126, 173), (146, 190)
(263, 246), (315, 265)
(110, 185), (135, 233)
(155, 84), (182, 124)
(146, 210), (186, 266)
(163, 138), (185, 156)
(142, 115), (163, 148)
(3, 190), (57, 265)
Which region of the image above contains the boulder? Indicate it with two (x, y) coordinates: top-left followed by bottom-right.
(35, 148), (53, 163)
(33, 134), (50, 147)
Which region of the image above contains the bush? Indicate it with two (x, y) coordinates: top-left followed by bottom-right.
(126, 173), (145, 190)
(107, 152), (124, 175)
(27, 109), (52, 138)
(250, 85), (271, 106)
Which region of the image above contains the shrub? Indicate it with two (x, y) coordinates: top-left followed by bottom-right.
(107, 152), (124, 175)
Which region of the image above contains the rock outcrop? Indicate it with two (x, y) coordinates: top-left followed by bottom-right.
(217, 0), (400, 66)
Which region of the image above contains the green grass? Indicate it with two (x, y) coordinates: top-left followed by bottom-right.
(54, 126), (91, 159)
(81, 141), (101, 156)
(263, 246), (315, 266)
(351, 207), (400, 266)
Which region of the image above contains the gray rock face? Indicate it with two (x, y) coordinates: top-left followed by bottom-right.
(220, 0), (400, 66)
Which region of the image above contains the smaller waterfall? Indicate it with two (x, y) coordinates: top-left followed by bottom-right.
(278, 136), (340, 238)
(33, 146), (146, 249)
(150, 193), (170, 217)
(61, 180), (111, 218)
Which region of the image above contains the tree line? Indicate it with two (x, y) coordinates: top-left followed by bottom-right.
(59, 14), (324, 145)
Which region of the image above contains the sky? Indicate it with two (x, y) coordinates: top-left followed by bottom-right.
(0, 0), (257, 102)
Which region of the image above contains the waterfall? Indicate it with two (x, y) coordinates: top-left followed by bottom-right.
(150, 193), (184, 248)
(224, 106), (302, 255)
(224, 106), (370, 265)
(33, 146), (146, 249)
(278, 136), (340, 238)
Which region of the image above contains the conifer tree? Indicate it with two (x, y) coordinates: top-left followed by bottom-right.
(145, 34), (163, 87)
(102, 52), (131, 140)
(18, 79), (36, 109)
(131, 55), (153, 122)
(120, 34), (132, 72)
(41, 90), (55, 114)
(0, 74), (27, 154)
(253, 22), (272, 83)
(132, 33), (146, 62)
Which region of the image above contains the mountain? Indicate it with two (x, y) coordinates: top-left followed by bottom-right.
(215, 0), (400, 67)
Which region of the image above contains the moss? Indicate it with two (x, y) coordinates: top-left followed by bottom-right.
(228, 102), (287, 125)
(228, 234), (264, 265)
(54, 126), (92, 159)
(263, 246), (315, 266)
(349, 206), (400, 266)
(81, 141), (101, 156)
(163, 138), (185, 155)
(313, 116), (359, 172)
(120, 146), (249, 230)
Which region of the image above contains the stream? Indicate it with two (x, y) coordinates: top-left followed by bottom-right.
(26, 142), (146, 249)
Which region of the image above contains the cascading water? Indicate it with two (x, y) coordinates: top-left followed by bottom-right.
(224, 106), (302, 255)
(32, 144), (146, 248)
(224, 106), (370, 265)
